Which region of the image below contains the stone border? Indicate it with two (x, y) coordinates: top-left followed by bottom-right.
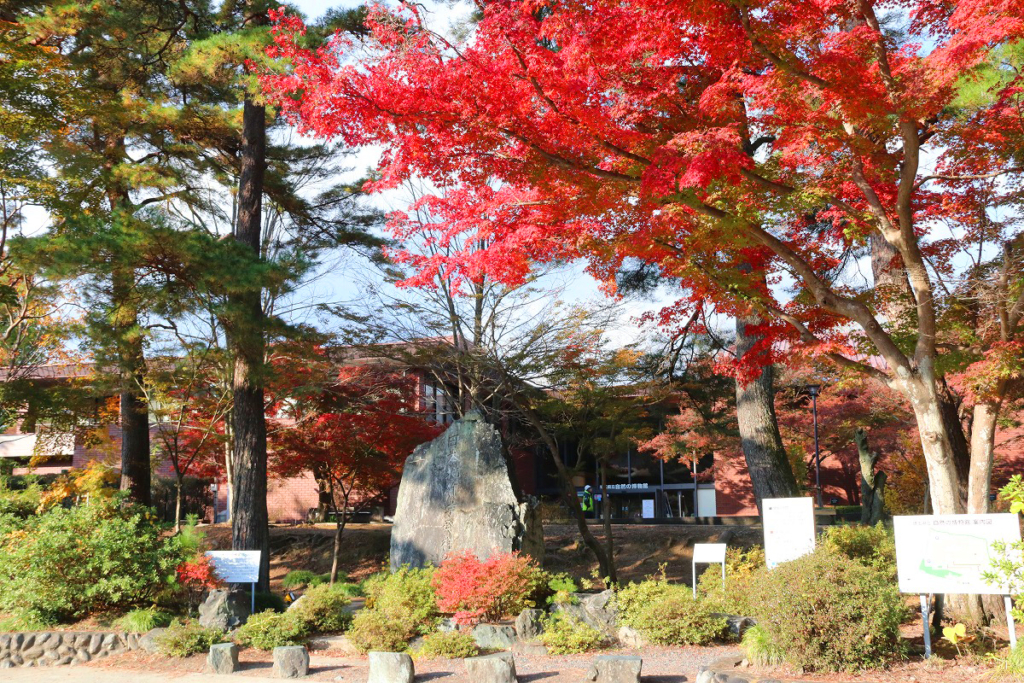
(0, 631), (140, 668)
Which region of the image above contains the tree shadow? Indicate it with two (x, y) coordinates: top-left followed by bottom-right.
(519, 674), (558, 682)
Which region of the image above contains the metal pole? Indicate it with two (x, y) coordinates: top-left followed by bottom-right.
(1007, 595), (1018, 650)
(692, 561), (697, 598)
(921, 595), (932, 658)
(627, 447), (632, 485)
(251, 583), (256, 614)
(812, 392), (822, 507)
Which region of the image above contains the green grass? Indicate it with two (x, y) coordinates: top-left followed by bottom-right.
(741, 625), (786, 667)
(114, 607), (174, 633)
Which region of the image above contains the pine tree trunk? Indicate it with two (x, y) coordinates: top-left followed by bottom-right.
(735, 312), (799, 512)
(114, 269), (151, 507)
(229, 98), (270, 591)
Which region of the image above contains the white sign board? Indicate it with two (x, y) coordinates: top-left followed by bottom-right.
(693, 543), (727, 564)
(641, 499), (655, 519)
(893, 514), (1021, 595)
(763, 497), (816, 569)
(205, 551), (262, 584)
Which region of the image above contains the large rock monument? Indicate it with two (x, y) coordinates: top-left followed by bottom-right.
(390, 411), (543, 569)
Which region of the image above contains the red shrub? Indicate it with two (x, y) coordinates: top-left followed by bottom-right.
(177, 554), (222, 612)
(432, 551), (544, 625)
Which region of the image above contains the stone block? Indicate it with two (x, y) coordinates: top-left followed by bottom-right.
(512, 641), (548, 657)
(208, 643), (239, 674)
(471, 624), (518, 650)
(367, 651), (414, 683)
(390, 411), (543, 569)
(464, 652), (516, 683)
(584, 654), (642, 683)
(515, 609), (545, 641)
(273, 645), (309, 679)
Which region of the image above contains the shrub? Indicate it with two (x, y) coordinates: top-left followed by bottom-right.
(254, 591), (287, 613)
(822, 523), (897, 581)
(290, 583), (352, 633)
(282, 570), (331, 590)
(176, 554), (222, 614)
(696, 546), (765, 616)
(156, 620), (227, 657)
(741, 625), (785, 667)
(235, 610), (308, 650)
(617, 579), (726, 645)
(432, 551), (545, 625)
(115, 607), (175, 633)
(0, 497), (194, 624)
(545, 572), (578, 605)
(348, 567), (439, 652)
(539, 613), (605, 654)
(749, 547), (909, 672)
(413, 630), (480, 659)
(0, 482), (41, 518)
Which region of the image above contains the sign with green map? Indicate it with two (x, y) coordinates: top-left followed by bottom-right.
(893, 514), (1021, 594)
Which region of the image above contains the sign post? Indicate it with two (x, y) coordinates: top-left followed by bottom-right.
(1007, 595), (1018, 650)
(205, 551), (262, 613)
(893, 514), (1021, 658)
(762, 497), (816, 569)
(692, 543), (727, 598)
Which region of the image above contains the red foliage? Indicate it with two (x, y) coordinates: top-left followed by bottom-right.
(177, 554), (222, 611)
(269, 359), (444, 509)
(432, 551), (544, 626)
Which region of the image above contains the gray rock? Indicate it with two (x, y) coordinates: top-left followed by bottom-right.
(208, 643), (239, 674)
(471, 624), (518, 650)
(708, 613), (756, 638)
(438, 618), (459, 633)
(464, 652), (516, 683)
(287, 595), (307, 612)
(515, 609), (545, 641)
(367, 651), (414, 683)
(199, 589), (251, 630)
(272, 645), (309, 678)
(75, 651), (91, 664)
(552, 590), (618, 635)
(139, 628), (165, 655)
(306, 634), (359, 655)
(615, 626), (648, 649)
(390, 411), (543, 569)
(584, 655), (642, 683)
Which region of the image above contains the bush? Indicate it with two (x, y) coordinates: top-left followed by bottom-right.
(254, 591), (287, 613)
(749, 547), (909, 672)
(696, 546), (765, 616)
(290, 583), (352, 633)
(0, 482), (41, 518)
(432, 551), (545, 625)
(115, 607), (174, 633)
(235, 610), (308, 650)
(741, 625), (785, 667)
(617, 579), (726, 645)
(0, 497), (195, 624)
(539, 613), (605, 654)
(822, 523), (897, 580)
(414, 630), (480, 659)
(348, 567), (439, 652)
(545, 572), (578, 605)
(282, 570), (331, 590)
(156, 620), (227, 657)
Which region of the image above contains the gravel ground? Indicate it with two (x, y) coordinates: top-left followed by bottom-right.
(0, 645), (740, 683)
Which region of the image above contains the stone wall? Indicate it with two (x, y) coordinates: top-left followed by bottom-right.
(0, 631), (139, 668)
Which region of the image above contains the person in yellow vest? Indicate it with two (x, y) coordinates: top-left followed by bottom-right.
(581, 484), (595, 519)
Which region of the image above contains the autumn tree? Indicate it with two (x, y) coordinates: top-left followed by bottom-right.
(263, 1), (1024, 527)
(270, 359), (441, 583)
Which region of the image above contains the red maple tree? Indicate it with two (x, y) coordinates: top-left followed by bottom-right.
(269, 359), (443, 583)
(262, 0), (1024, 517)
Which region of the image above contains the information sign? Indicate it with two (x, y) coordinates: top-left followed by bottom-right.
(641, 499), (655, 519)
(893, 514), (1020, 595)
(692, 543), (727, 597)
(763, 497), (816, 569)
(205, 551), (262, 584)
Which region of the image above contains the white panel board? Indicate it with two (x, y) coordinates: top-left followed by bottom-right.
(205, 551), (262, 583)
(893, 514), (1021, 595)
(763, 497), (816, 569)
